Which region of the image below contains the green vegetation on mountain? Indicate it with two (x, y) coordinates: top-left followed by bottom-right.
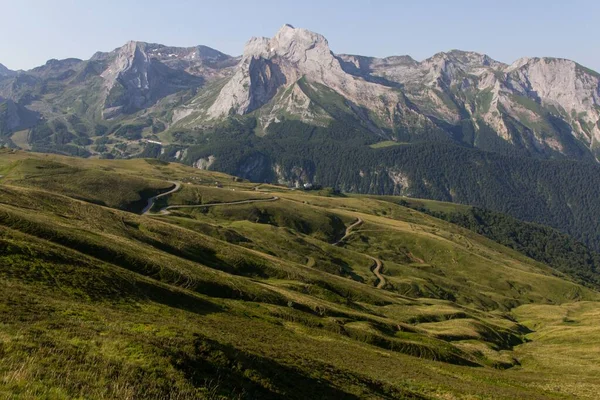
(390, 197), (600, 289)
(369, 140), (408, 149)
(177, 118), (600, 251)
(2, 149), (600, 399)
(0, 155), (173, 212)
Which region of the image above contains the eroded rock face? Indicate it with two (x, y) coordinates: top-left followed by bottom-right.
(0, 24), (599, 162)
(207, 24), (400, 126)
(193, 155), (216, 170)
(505, 58), (600, 142)
(337, 49), (600, 158)
(204, 25), (600, 160)
(272, 162), (315, 187)
(99, 41), (233, 118)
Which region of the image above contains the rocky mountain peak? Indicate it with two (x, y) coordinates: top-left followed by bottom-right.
(423, 50), (504, 77)
(99, 40), (211, 119)
(506, 56), (543, 72)
(242, 24), (331, 63)
(502, 57), (600, 138)
(100, 41), (149, 81)
(28, 58), (84, 79)
(208, 25), (344, 117)
(194, 45), (231, 62)
(271, 24), (330, 60)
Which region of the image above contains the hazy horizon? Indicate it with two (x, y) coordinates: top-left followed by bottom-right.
(1, 0), (599, 72)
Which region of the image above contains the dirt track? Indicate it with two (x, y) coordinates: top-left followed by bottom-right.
(151, 196), (279, 215)
(334, 217), (385, 289)
(142, 181), (181, 214)
(367, 255), (386, 289)
(333, 218), (363, 246)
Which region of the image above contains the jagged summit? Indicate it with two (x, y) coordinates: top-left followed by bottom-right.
(92, 40), (235, 118)
(207, 24), (396, 121)
(241, 24), (331, 61)
(207, 25), (338, 117)
(198, 25), (600, 158)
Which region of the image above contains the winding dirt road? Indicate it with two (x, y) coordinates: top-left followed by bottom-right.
(333, 218), (363, 246)
(333, 217), (386, 289)
(367, 255), (386, 289)
(151, 196), (280, 215)
(142, 181), (181, 215)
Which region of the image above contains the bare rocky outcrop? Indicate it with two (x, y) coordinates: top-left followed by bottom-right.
(98, 41), (234, 118)
(203, 25), (600, 160)
(193, 155), (216, 170)
(272, 162), (315, 187)
(207, 24), (401, 129)
(386, 168), (411, 195)
(336, 48), (600, 158)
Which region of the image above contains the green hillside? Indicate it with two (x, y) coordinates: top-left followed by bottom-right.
(178, 118), (600, 251)
(377, 196), (600, 290)
(1, 150), (600, 399)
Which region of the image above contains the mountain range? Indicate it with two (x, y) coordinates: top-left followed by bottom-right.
(2, 24), (599, 160)
(2, 24), (600, 249)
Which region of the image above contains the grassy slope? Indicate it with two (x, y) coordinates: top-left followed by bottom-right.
(369, 141), (408, 149)
(375, 195), (600, 290)
(0, 150), (599, 399)
(511, 301), (600, 398)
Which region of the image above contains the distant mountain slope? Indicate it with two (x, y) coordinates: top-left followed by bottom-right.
(199, 25), (600, 161)
(172, 119), (600, 251)
(337, 51), (600, 160)
(0, 99), (39, 136)
(390, 197), (600, 289)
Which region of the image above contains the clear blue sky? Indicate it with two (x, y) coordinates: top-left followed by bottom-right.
(1, 0), (599, 72)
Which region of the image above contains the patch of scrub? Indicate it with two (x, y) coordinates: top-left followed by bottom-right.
(369, 141), (407, 149)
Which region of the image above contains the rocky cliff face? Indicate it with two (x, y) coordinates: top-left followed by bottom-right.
(338, 50), (600, 159)
(98, 41), (219, 118)
(207, 24), (402, 131)
(199, 25), (600, 160)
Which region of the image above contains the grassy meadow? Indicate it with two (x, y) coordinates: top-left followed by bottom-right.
(0, 148), (599, 399)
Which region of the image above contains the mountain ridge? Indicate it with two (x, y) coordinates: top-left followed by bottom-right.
(2, 24), (600, 168)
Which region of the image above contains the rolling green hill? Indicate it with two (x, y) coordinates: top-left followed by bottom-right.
(1, 150), (600, 399)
